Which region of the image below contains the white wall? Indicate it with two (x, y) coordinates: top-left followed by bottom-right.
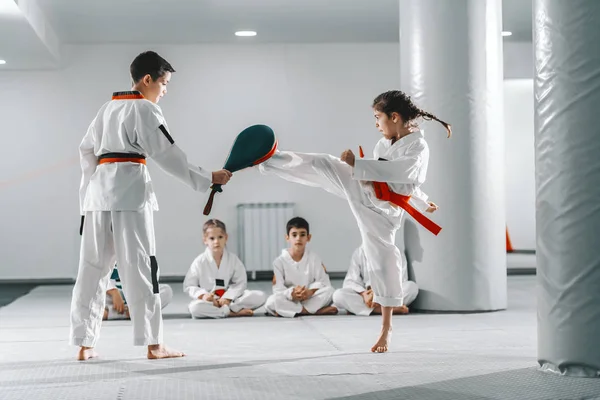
(0, 42), (537, 281)
(0, 43), (400, 279)
(504, 79), (536, 250)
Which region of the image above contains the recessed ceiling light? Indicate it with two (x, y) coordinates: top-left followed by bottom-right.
(235, 31), (257, 37)
(502, 31), (512, 37)
(0, 60), (6, 65)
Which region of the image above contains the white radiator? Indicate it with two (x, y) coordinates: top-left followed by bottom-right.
(237, 202), (295, 278)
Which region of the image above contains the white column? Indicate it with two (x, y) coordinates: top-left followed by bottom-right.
(535, 0), (600, 377)
(399, 0), (506, 311)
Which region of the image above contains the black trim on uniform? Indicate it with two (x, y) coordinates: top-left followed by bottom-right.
(79, 215), (85, 236)
(150, 256), (159, 294)
(98, 152), (146, 160)
(112, 90), (142, 97)
(158, 125), (175, 144)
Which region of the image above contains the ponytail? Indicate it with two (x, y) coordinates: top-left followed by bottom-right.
(420, 110), (452, 138)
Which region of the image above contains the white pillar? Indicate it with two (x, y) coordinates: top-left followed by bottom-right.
(399, 0), (506, 311)
(535, 0), (600, 377)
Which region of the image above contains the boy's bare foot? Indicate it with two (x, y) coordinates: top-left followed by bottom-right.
(230, 309), (254, 317)
(77, 346), (98, 361)
(102, 308), (109, 320)
(371, 327), (392, 353)
(147, 344), (185, 359)
(315, 306), (338, 315)
(393, 305), (409, 315)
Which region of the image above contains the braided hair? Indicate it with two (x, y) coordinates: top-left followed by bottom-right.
(372, 90), (452, 138)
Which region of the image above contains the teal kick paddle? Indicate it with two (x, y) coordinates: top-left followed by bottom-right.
(203, 124), (277, 215)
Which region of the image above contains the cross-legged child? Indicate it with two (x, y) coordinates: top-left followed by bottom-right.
(184, 219), (266, 318)
(103, 267), (173, 320)
(264, 217), (337, 318)
(333, 246), (418, 316)
(259, 90), (449, 352)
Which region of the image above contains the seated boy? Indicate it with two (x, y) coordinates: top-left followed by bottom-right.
(103, 267), (173, 320)
(332, 246), (418, 316)
(184, 219), (267, 319)
(264, 217), (337, 318)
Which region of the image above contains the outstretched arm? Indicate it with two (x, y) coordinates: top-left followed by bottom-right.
(135, 105), (231, 191)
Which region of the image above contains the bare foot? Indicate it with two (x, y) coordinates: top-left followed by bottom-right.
(371, 327), (392, 353)
(315, 306), (338, 315)
(393, 305), (409, 315)
(77, 346), (98, 361)
(102, 308), (108, 320)
(147, 344), (185, 360)
(230, 309), (254, 317)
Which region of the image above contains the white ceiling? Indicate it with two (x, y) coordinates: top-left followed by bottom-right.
(1, 0), (533, 70)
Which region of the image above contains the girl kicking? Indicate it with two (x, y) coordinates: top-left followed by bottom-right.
(259, 90), (450, 353)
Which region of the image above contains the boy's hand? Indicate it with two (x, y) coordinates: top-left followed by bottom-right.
(111, 291), (126, 314)
(217, 298), (231, 307)
(426, 201), (439, 213)
(291, 286), (304, 301)
(341, 150), (355, 167)
(301, 288), (317, 301)
(212, 169), (232, 185)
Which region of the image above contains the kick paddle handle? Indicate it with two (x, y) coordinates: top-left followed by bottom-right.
(203, 188), (218, 215)
(358, 146), (364, 158)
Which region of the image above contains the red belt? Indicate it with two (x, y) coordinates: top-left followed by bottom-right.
(372, 181), (441, 235)
(359, 146), (442, 236)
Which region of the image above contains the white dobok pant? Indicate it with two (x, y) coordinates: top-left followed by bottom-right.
(332, 281), (419, 316)
(70, 205), (163, 347)
(260, 152), (406, 307)
(264, 286), (335, 318)
(188, 290), (267, 319)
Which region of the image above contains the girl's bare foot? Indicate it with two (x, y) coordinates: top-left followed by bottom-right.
(77, 346), (98, 361)
(371, 327), (392, 353)
(230, 309), (254, 317)
(315, 306), (338, 315)
(147, 344), (185, 360)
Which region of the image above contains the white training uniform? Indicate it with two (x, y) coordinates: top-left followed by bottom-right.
(259, 131), (430, 307)
(264, 249), (335, 318)
(184, 248), (266, 318)
(70, 90), (213, 347)
(333, 246), (419, 315)
(105, 275), (173, 320)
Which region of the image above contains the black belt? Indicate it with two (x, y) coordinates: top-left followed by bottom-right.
(98, 152), (146, 160)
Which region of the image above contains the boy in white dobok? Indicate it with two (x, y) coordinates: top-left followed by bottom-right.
(333, 246), (418, 316)
(71, 51), (232, 361)
(264, 217), (337, 318)
(184, 219), (266, 318)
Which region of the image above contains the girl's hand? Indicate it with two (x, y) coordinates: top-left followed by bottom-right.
(217, 298), (231, 307)
(341, 150), (355, 167)
(202, 293), (215, 302)
(426, 202), (439, 213)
